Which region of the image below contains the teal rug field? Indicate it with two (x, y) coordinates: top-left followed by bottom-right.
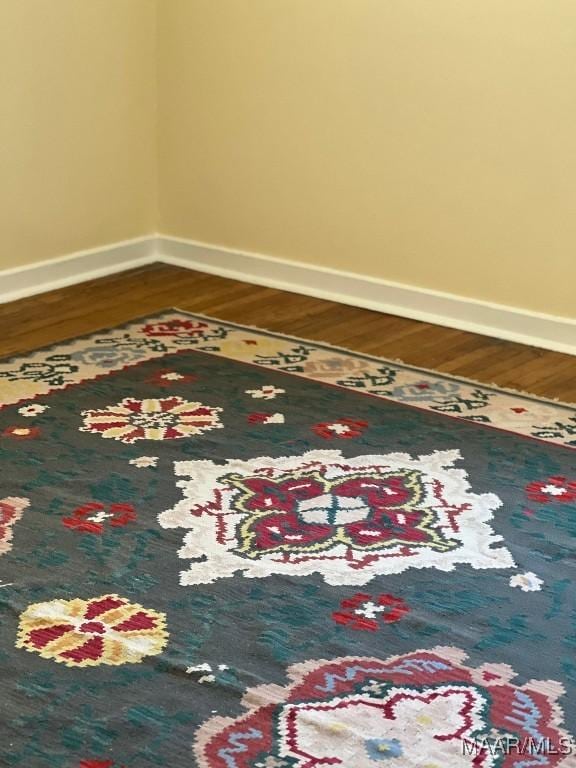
(1, 311), (575, 767)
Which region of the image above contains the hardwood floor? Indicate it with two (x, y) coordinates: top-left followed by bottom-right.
(1, 262), (574, 402)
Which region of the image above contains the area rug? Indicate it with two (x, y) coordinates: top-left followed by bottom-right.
(1, 310), (576, 767)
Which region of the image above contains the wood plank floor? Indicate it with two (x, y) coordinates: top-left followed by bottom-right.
(1, 262), (574, 402)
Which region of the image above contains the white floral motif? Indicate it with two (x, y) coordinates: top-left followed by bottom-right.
(245, 385), (285, 400)
(18, 404), (49, 417)
(509, 571), (544, 592)
(324, 422), (353, 436)
(355, 600), (386, 620)
(186, 662), (229, 684)
(130, 456), (159, 468)
(279, 687), (491, 767)
(541, 484), (568, 497)
(159, 449), (514, 587)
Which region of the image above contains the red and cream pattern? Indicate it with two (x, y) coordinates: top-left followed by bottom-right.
(1, 311), (574, 448)
(195, 648), (575, 768)
(525, 476), (576, 504)
(332, 592), (410, 630)
(313, 417), (368, 439)
(159, 449), (513, 586)
(16, 594), (168, 667)
(2, 425), (40, 439)
(0, 497), (29, 557)
(80, 396), (222, 443)
(62, 502), (137, 534)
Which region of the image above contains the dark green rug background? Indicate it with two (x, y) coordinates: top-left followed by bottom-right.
(1, 349), (575, 765)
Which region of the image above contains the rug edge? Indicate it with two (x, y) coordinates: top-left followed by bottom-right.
(2, 305), (574, 412)
(172, 306), (576, 412)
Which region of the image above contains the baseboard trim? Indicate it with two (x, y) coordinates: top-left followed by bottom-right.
(0, 236), (157, 304)
(1, 233), (574, 356)
(159, 235), (576, 356)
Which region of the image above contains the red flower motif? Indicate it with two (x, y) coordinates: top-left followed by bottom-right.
(332, 592), (410, 631)
(2, 426), (40, 440)
(147, 369), (198, 388)
(62, 503), (136, 535)
(233, 471), (437, 556)
(525, 476), (576, 504)
(142, 319), (209, 338)
(80, 762), (116, 768)
(312, 418), (368, 439)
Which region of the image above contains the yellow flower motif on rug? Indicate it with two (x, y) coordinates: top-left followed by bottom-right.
(16, 594), (168, 667)
(80, 396), (223, 443)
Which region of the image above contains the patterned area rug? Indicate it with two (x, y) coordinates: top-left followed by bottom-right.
(1, 310), (576, 767)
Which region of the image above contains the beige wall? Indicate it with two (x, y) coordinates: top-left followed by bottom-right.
(2, 1), (574, 318)
(158, 0), (576, 318)
(0, 0), (156, 270)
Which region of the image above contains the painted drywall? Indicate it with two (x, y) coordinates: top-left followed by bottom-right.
(158, 0), (576, 318)
(3, 1), (575, 320)
(0, 0), (156, 270)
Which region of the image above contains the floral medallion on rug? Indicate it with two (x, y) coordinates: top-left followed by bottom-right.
(1, 310), (576, 767)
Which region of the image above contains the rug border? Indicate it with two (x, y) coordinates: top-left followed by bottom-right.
(2, 308), (575, 450)
(2, 306), (574, 413)
(173, 307), (576, 412)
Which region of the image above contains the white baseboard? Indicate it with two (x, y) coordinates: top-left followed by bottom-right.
(159, 235), (576, 356)
(0, 236), (156, 304)
(1, 232), (574, 356)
